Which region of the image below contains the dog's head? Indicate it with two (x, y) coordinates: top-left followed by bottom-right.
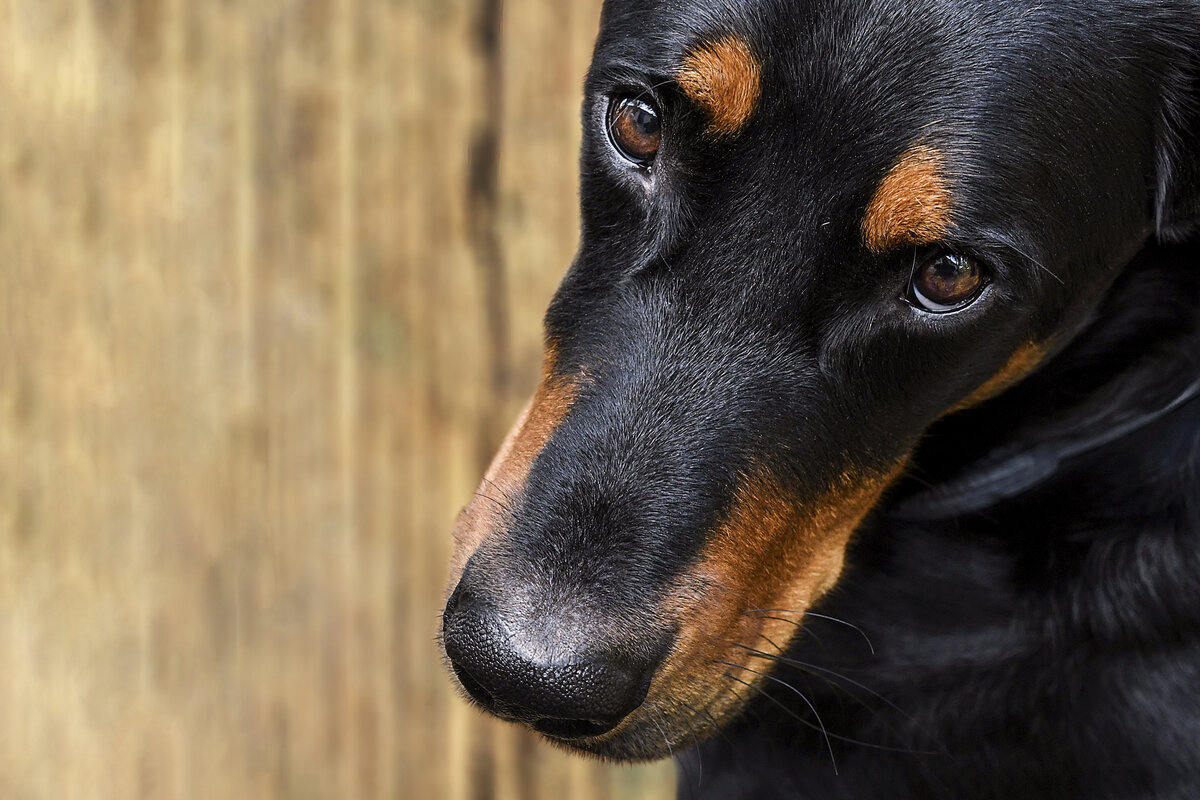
(441, 0), (1199, 761)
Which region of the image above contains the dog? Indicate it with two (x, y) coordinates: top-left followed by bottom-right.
(440, 0), (1200, 796)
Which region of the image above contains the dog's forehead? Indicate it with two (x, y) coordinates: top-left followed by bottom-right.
(591, 0), (977, 159)
(595, 0), (950, 74)
(591, 0), (1132, 139)
(592, 0), (975, 253)
(592, 0), (1164, 264)
(593, 0), (771, 83)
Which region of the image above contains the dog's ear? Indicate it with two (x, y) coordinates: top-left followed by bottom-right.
(1155, 57), (1200, 242)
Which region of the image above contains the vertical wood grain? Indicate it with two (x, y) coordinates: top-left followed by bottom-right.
(0, 0), (674, 797)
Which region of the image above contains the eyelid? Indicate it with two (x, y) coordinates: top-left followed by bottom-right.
(911, 285), (973, 313)
(908, 284), (992, 315)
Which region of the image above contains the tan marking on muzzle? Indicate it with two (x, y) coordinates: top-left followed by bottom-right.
(862, 145), (953, 253)
(611, 461), (908, 742)
(447, 348), (578, 594)
(952, 341), (1047, 413)
(677, 36), (762, 136)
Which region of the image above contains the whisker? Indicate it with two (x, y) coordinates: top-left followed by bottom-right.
(477, 477), (514, 511)
(471, 489), (510, 511)
(677, 698), (738, 751)
(735, 644), (937, 750)
(686, 582), (933, 753)
(648, 707), (676, 761)
(746, 613), (827, 647)
(739, 628), (939, 747)
(801, 612), (876, 655)
(720, 661), (837, 774)
(1004, 239), (1065, 285)
(722, 672), (840, 773)
(718, 681), (764, 727)
(744, 608), (875, 654)
(671, 708), (703, 794)
(758, 631), (790, 659)
(975, 228), (1067, 288)
(725, 670), (934, 755)
(639, 703), (700, 800)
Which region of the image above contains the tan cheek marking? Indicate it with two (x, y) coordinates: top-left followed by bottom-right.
(631, 461), (908, 732)
(446, 348), (578, 595)
(862, 145), (953, 253)
(677, 36), (761, 136)
(951, 341), (1047, 413)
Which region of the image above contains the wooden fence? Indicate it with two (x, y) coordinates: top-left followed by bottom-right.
(0, 0), (674, 797)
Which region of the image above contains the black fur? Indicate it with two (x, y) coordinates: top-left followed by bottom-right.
(446, 0), (1200, 795)
(679, 241), (1200, 799)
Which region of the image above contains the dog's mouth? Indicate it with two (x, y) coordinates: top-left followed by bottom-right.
(441, 568), (846, 760)
(440, 579), (800, 760)
(442, 462), (904, 761)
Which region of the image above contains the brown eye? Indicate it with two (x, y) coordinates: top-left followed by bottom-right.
(909, 253), (986, 312)
(607, 97), (661, 165)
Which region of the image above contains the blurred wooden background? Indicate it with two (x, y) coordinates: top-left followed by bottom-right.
(0, 0), (674, 797)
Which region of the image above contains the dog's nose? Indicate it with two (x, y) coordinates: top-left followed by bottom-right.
(441, 583), (657, 739)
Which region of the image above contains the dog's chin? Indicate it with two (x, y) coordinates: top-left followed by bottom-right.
(534, 718), (704, 763)
(539, 733), (676, 763)
(530, 689), (750, 763)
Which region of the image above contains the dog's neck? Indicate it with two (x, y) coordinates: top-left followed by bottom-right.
(894, 237), (1200, 523)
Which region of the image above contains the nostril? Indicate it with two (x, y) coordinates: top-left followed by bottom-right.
(449, 660), (496, 708)
(443, 582), (472, 615)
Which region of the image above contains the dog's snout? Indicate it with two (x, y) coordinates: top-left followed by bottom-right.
(441, 581), (659, 739)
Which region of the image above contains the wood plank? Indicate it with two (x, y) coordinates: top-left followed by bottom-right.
(0, 0), (675, 797)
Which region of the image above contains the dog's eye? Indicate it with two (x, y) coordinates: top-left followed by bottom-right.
(607, 97), (661, 165)
(908, 253), (986, 313)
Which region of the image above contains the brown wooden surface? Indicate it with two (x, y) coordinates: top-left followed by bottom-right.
(0, 1), (674, 797)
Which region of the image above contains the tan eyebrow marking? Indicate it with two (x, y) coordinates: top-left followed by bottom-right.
(677, 36), (762, 136)
(862, 145), (953, 253)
